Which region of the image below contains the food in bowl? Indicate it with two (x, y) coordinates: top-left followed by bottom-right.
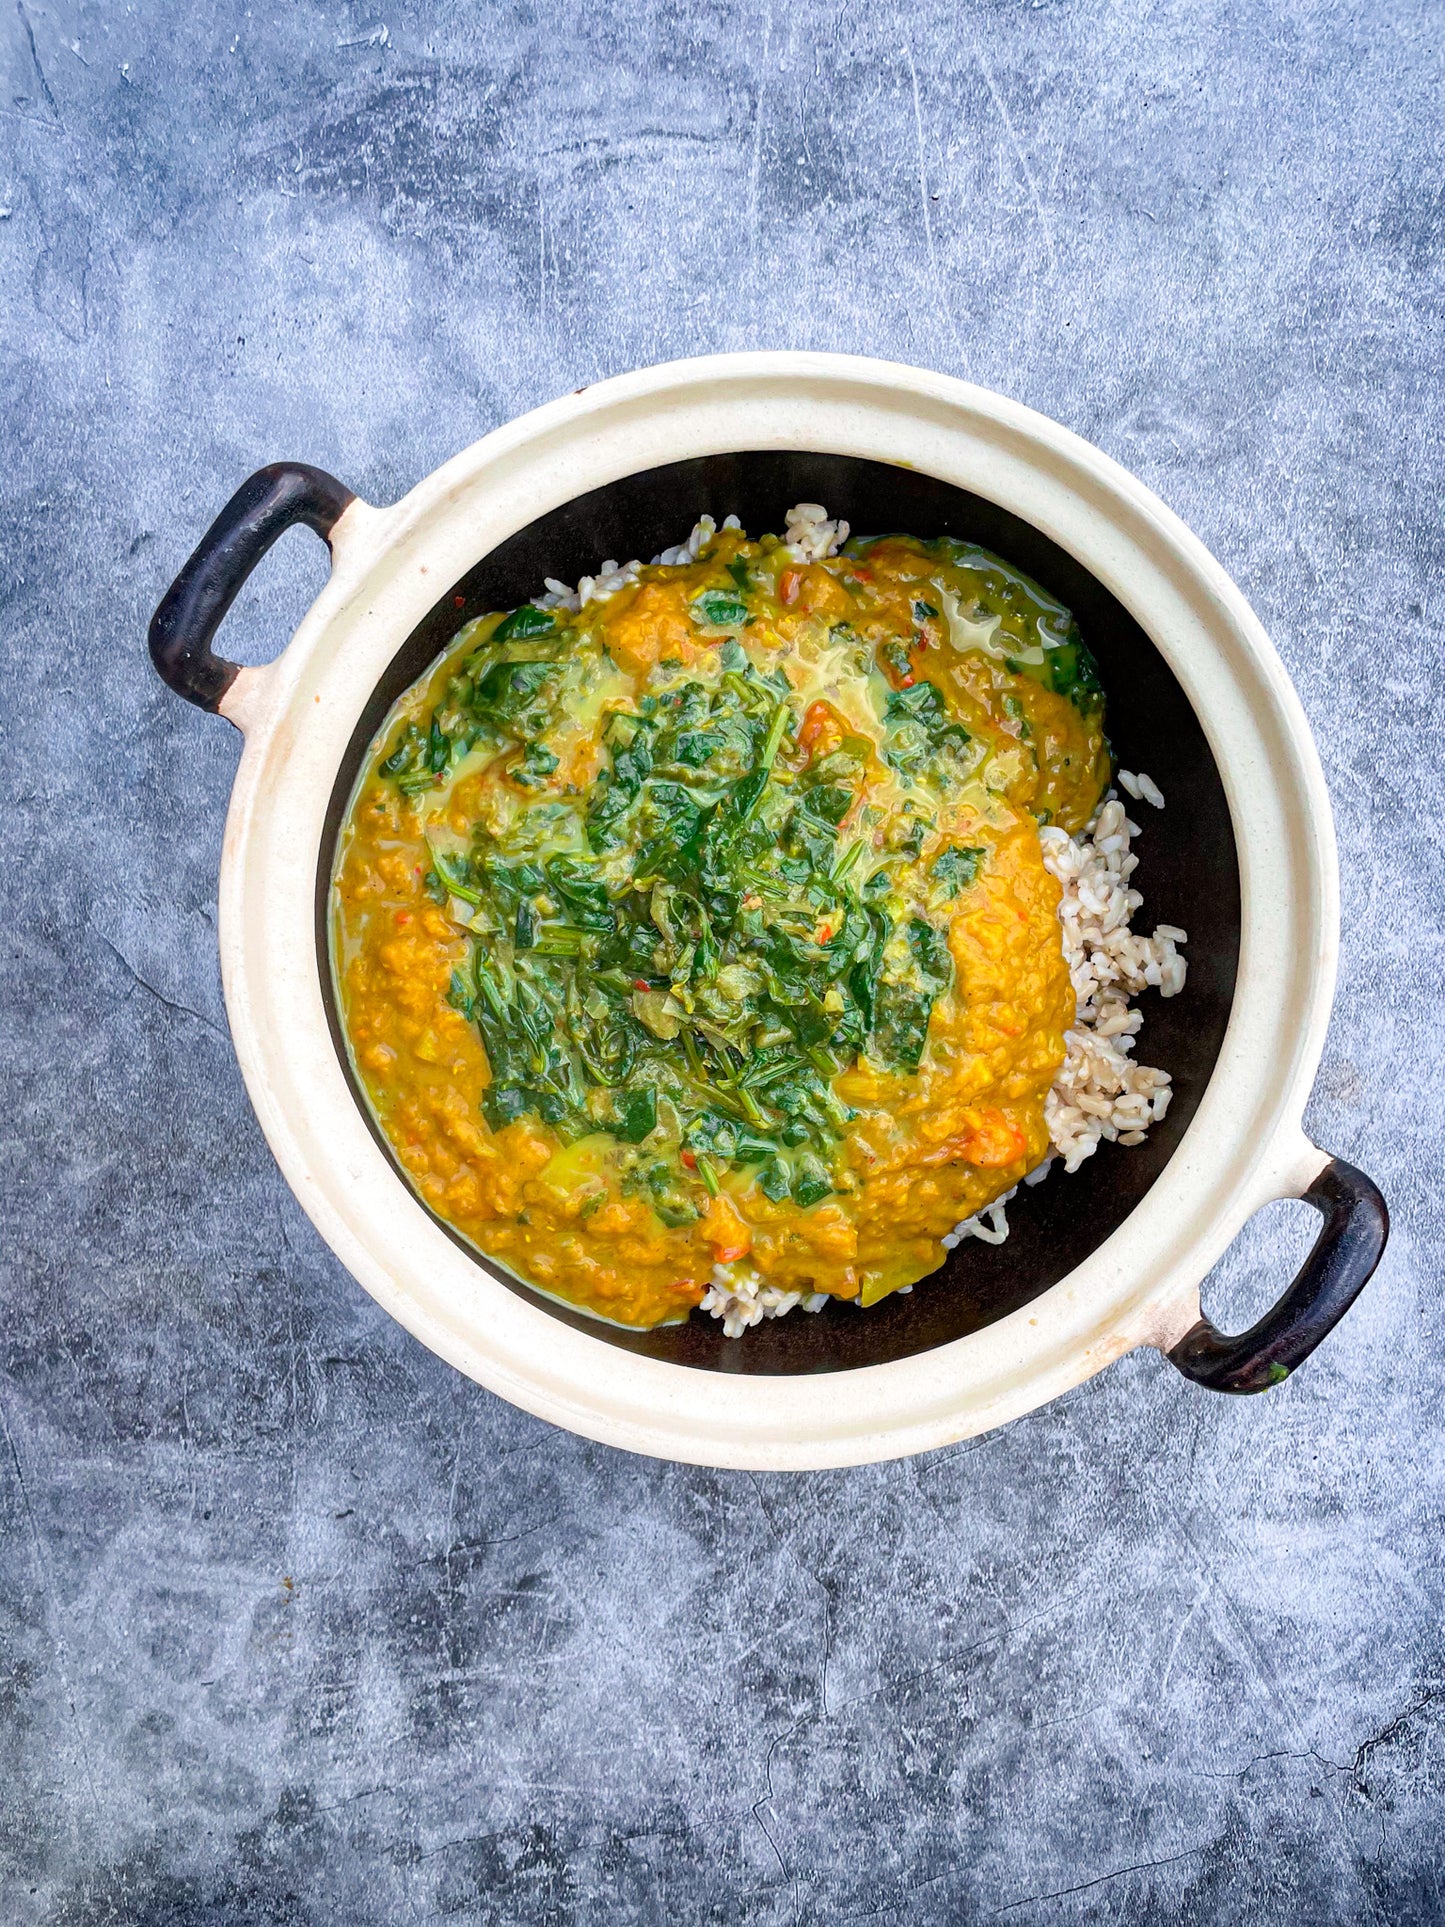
(330, 503), (1187, 1332)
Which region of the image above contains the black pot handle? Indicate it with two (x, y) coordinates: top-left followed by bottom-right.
(148, 462), (356, 712)
(1168, 1156), (1388, 1394)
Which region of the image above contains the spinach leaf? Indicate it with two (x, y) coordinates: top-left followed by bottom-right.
(587, 779), (637, 851)
(803, 783), (854, 826)
(657, 681), (712, 728)
(907, 916), (952, 987)
(758, 1159), (791, 1202)
(647, 1162), (700, 1227)
(670, 728), (729, 769)
(699, 703), (788, 880)
(468, 958), (585, 1138)
(869, 916), (953, 1073)
(599, 920), (661, 977)
(470, 658), (556, 730)
(684, 1110), (776, 1165)
(382, 717), (455, 793)
(691, 589), (749, 628)
(881, 678), (971, 779)
(493, 604), (558, 642)
(869, 983), (933, 1075)
(611, 1085), (658, 1143)
(514, 742), (558, 785)
(633, 781), (709, 881)
(931, 845), (985, 895)
(544, 855), (615, 933)
(380, 722), (424, 778)
(1042, 622), (1105, 710)
(586, 717), (654, 850)
(791, 1152), (832, 1207)
(782, 799), (843, 873)
(566, 999), (640, 1085)
(424, 848), (477, 902)
(883, 679), (950, 732)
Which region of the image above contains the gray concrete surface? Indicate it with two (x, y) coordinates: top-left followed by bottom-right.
(2, 2), (1440, 1920)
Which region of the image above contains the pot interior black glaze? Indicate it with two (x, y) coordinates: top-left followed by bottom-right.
(317, 452), (1241, 1375)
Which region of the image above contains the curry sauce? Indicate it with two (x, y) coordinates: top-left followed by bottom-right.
(331, 519), (1111, 1329)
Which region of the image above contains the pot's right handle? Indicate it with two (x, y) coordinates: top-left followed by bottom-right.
(1167, 1155), (1388, 1394)
(148, 462), (356, 713)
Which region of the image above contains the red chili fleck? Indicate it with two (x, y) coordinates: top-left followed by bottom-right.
(634, 978), (651, 992)
(395, 912), (411, 926)
(680, 1150), (698, 1170)
(899, 673), (916, 687)
(453, 594), (466, 607)
(817, 924), (833, 943)
(779, 569), (801, 605)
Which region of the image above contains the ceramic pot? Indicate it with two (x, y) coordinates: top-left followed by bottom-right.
(149, 353), (1387, 1468)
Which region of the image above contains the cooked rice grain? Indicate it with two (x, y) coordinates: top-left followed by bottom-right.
(699, 1266), (829, 1339)
(1037, 783), (1185, 1176)
(538, 505), (848, 616)
(782, 502), (851, 562)
(1116, 767), (1166, 810)
(943, 1186), (1017, 1249)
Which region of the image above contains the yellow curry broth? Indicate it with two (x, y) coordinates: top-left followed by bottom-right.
(332, 527), (1109, 1329)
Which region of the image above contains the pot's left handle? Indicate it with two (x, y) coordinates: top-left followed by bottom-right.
(148, 462), (356, 713)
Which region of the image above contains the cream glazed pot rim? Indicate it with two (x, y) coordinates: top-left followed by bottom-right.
(212, 351), (1339, 1469)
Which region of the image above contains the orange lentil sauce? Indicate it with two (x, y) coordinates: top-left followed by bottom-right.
(331, 522), (1111, 1329)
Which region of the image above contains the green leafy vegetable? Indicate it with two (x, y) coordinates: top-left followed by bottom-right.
(791, 1153), (833, 1207)
(515, 742), (559, 785)
(870, 916), (954, 1073)
(758, 1159), (791, 1202)
(611, 1086), (658, 1143)
(1041, 624), (1105, 709)
(544, 855), (615, 932)
(691, 589), (749, 628)
(881, 678), (970, 779)
(470, 659), (556, 729)
(930, 845), (985, 895)
(493, 604), (558, 642)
